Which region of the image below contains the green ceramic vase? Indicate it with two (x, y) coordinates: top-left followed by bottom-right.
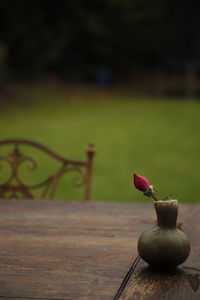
(137, 199), (190, 269)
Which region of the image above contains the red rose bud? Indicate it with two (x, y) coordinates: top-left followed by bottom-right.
(133, 173), (150, 192)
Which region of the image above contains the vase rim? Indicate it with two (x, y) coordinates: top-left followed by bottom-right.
(154, 199), (178, 206)
(154, 199), (178, 203)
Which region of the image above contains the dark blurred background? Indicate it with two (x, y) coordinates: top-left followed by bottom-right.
(0, 0), (200, 95)
(0, 0), (200, 203)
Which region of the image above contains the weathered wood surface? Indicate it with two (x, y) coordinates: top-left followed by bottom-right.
(0, 200), (199, 300)
(116, 204), (200, 300)
(0, 200), (153, 300)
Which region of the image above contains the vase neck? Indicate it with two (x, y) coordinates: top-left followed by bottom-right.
(154, 200), (178, 228)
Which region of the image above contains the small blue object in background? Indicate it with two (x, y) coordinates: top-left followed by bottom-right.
(94, 65), (111, 87)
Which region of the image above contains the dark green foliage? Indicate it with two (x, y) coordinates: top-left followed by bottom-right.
(0, 0), (198, 80)
(0, 0), (167, 80)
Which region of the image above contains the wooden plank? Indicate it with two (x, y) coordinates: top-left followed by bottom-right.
(0, 200), (154, 300)
(117, 204), (200, 300)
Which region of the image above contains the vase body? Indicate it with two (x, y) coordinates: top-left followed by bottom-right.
(138, 199), (190, 269)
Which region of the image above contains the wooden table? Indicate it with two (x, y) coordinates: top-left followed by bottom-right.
(0, 200), (199, 300)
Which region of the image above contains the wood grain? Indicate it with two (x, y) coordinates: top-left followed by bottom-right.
(0, 200), (154, 300)
(0, 200), (199, 300)
(117, 204), (200, 300)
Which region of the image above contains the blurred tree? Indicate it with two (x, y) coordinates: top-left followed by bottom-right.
(0, 0), (73, 79)
(0, 0), (198, 82)
(164, 0), (200, 61)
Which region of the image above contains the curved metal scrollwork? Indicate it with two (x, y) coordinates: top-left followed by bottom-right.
(0, 139), (95, 200)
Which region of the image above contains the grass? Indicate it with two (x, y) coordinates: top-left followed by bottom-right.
(0, 84), (200, 203)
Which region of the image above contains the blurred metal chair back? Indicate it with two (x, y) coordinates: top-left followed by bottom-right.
(0, 138), (95, 201)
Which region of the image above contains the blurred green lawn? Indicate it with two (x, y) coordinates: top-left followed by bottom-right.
(0, 84), (199, 203)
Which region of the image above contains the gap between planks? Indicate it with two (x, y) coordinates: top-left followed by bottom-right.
(113, 255), (141, 300)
